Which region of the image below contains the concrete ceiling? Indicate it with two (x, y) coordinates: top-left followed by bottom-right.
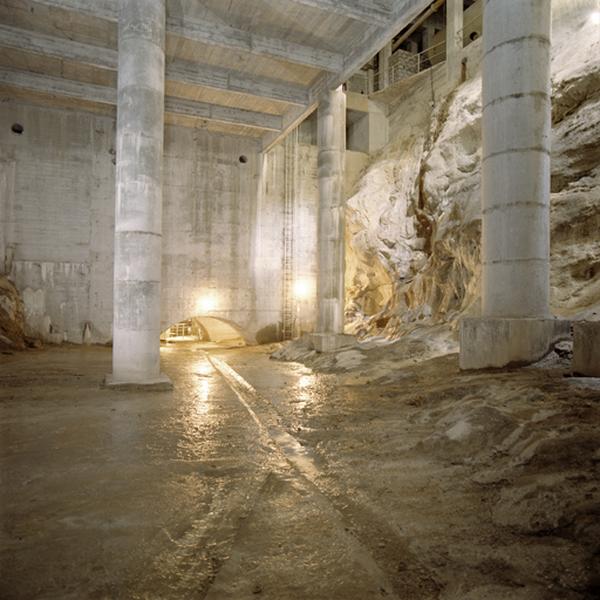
(0, 0), (430, 148)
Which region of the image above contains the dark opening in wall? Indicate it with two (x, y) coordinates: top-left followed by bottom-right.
(11, 123), (24, 135)
(238, 155), (248, 164)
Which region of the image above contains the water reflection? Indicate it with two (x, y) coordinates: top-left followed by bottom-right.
(171, 356), (218, 460)
(293, 373), (315, 410)
(193, 359), (213, 416)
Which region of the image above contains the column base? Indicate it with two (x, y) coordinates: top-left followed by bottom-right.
(573, 322), (600, 377)
(309, 333), (355, 353)
(459, 318), (571, 370)
(102, 373), (173, 391)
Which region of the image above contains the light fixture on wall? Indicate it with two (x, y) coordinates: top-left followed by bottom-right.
(591, 11), (600, 25)
(293, 278), (313, 300)
(197, 293), (217, 314)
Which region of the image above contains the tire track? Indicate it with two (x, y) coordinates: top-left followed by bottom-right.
(209, 353), (441, 599)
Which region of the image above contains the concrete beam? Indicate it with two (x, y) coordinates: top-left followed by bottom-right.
(0, 69), (282, 131)
(32, 0), (117, 20)
(320, 0), (432, 100)
(0, 68), (116, 105)
(164, 98), (282, 132)
(0, 24), (308, 106)
(262, 0), (431, 150)
(167, 17), (342, 72)
(0, 24), (117, 70)
(32, 0), (343, 71)
(167, 60), (308, 106)
(288, 0), (392, 26)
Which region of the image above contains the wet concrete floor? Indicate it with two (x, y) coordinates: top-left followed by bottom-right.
(0, 344), (398, 599)
(1, 343), (599, 599)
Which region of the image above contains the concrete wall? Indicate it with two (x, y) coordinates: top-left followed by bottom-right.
(0, 99), (370, 345)
(254, 141), (321, 340)
(161, 127), (261, 338)
(347, 102), (388, 155)
(0, 101), (262, 343)
(0, 105), (115, 344)
(258, 138), (369, 339)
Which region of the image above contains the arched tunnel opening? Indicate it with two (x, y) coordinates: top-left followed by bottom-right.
(160, 316), (246, 347)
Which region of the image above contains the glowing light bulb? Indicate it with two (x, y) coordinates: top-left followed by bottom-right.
(591, 11), (600, 25)
(197, 294), (217, 313)
(293, 278), (312, 300)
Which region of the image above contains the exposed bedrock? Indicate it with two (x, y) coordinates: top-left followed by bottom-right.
(0, 275), (26, 350)
(346, 12), (600, 339)
(0, 275), (42, 350)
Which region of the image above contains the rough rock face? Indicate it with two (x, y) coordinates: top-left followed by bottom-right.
(346, 10), (600, 338)
(0, 276), (27, 350)
(271, 343), (600, 598)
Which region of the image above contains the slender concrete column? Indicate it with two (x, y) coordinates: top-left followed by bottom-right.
(481, 0), (552, 319)
(107, 0), (171, 388)
(459, 0), (568, 370)
(367, 68), (375, 95)
(377, 43), (392, 90)
(445, 0), (463, 87)
(312, 86), (348, 352)
(423, 25), (435, 52)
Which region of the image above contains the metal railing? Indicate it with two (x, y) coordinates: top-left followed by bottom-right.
(374, 39), (447, 91)
(372, 17), (485, 94)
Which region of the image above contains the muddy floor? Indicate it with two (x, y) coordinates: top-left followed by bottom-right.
(1, 343), (599, 599)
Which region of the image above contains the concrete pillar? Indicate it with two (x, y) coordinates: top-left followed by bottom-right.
(445, 0), (463, 88)
(377, 42), (392, 90)
(106, 0), (171, 389)
(311, 86), (352, 353)
(459, 0), (568, 370)
(482, 0), (551, 319)
(422, 25), (435, 52)
(367, 68), (375, 95)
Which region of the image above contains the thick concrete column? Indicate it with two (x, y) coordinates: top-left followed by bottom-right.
(481, 0), (551, 318)
(106, 0), (171, 388)
(445, 0), (463, 88)
(311, 86), (352, 353)
(460, 0), (569, 369)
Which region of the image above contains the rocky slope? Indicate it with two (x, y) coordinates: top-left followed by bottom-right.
(264, 343), (600, 599)
(345, 8), (600, 339)
(0, 275), (28, 350)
